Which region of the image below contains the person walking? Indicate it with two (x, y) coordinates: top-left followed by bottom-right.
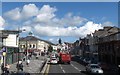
(1, 64), (10, 75)
(16, 60), (23, 71)
(1, 63), (4, 73)
(26, 59), (30, 67)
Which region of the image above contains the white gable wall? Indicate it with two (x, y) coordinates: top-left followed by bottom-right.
(4, 34), (18, 47)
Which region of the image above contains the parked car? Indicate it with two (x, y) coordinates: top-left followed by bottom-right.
(83, 58), (91, 64)
(86, 64), (103, 74)
(79, 57), (84, 60)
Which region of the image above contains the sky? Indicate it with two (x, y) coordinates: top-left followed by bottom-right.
(0, 1), (1, 15)
(1, 0), (120, 2)
(0, 2), (119, 44)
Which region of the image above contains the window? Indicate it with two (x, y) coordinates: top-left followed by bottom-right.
(23, 45), (25, 48)
(33, 44), (35, 48)
(30, 44), (32, 48)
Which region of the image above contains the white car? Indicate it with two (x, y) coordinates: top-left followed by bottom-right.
(86, 64), (103, 74)
(50, 57), (58, 64)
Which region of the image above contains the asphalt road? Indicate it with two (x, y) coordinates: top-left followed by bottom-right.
(48, 61), (88, 75)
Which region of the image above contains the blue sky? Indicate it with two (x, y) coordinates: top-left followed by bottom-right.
(1, 2), (119, 44)
(2, 2), (118, 24)
(0, 1), (1, 15)
(1, 0), (120, 2)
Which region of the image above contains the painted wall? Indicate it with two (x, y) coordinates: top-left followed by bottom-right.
(4, 34), (18, 47)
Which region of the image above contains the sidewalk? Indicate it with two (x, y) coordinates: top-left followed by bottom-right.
(8, 55), (47, 74)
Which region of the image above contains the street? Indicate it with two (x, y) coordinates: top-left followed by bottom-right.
(47, 61), (87, 75)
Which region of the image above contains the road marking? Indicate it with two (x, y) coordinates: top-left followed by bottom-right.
(62, 69), (65, 73)
(59, 64), (66, 73)
(71, 64), (81, 72)
(44, 64), (50, 75)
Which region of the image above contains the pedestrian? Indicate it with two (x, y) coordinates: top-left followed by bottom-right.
(23, 57), (26, 61)
(28, 55), (31, 59)
(19, 62), (23, 71)
(1, 63), (4, 73)
(5, 64), (10, 73)
(26, 59), (30, 67)
(1, 64), (10, 75)
(16, 59), (23, 71)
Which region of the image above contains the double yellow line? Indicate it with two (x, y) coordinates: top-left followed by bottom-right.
(44, 64), (50, 75)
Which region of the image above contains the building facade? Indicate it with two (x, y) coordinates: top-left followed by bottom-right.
(78, 26), (120, 64)
(0, 30), (19, 65)
(20, 35), (54, 57)
(98, 30), (120, 65)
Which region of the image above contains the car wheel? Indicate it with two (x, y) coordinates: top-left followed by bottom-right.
(67, 62), (70, 64)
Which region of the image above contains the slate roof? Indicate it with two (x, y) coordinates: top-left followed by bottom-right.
(93, 26), (120, 37)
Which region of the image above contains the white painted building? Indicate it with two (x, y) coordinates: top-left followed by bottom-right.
(4, 34), (19, 47)
(0, 30), (19, 65)
(52, 45), (57, 50)
(20, 34), (54, 55)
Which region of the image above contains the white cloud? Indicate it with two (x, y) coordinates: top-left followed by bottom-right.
(23, 20), (32, 25)
(4, 8), (21, 21)
(33, 21), (103, 37)
(49, 38), (53, 41)
(4, 4), (39, 21)
(21, 4), (39, 19)
(4, 4), (87, 27)
(34, 5), (57, 22)
(60, 13), (87, 26)
(0, 16), (5, 30)
(4, 4), (111, 38)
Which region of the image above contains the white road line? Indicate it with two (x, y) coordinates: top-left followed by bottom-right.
(59, 64), (66, 73)
(62, 70), (65, 73)
(71, 64), (81, 72)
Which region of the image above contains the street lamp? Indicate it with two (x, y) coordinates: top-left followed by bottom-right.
(26, 40), (28, 61)
(17, 29), (26, 66)
(1, 32), (8, 73)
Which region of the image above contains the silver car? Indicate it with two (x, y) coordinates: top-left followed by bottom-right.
(50, 57), (58, 64)
(86, 64), (104, 74)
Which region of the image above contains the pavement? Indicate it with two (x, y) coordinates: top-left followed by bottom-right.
(0, 55), (47, 74)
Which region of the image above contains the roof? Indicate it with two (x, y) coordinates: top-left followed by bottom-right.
(0, 30), (20, 34)
(0, 30), (19, 38)
(20, 36), (41, 41)
(93, 26), (120, 37)
(43, 40), (56, 45)
(20, 35), (55, 45)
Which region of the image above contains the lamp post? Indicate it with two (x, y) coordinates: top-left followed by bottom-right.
(26, 40), (28, 61)
(17, 29), (26, 70)
(1, 32), (8, 73)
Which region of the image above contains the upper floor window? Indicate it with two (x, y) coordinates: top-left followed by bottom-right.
(33, 44), (35, 48)
(29, 44), (32, 48)
(23, 45), (25, 48)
